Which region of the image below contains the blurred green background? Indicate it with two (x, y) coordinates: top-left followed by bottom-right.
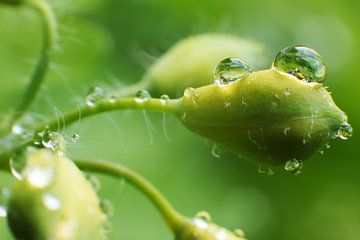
(0, 0), (359, 239)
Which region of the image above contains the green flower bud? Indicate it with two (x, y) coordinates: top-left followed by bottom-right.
(7, 150), (107, 240)
(176, 212), (245, 240)
(177, 69), (349, 166)
(145, 33), (267, 98)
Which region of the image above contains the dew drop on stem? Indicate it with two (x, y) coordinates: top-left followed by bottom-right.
(160, 94), (170, 105)
(337, 122), (353, 140)
(214, 57), (253, 86)
(135, 89), (151, 103)
(85, 86), (105, 107)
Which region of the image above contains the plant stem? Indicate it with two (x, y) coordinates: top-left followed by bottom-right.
(10, 0), (57, 125)
(74, 159), (186, 233)
(34, 97), (181, 132)
(0, 97), (182, 168)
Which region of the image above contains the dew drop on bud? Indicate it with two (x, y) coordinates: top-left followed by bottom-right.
(214, 57), (253, 85)
(273, 45), (326, 83)
(160, 94), (170, 105)
(234, 229), (245, 238)
(195, 211), (212, 223)
(0, 187), (11, 218)
(85, 86), (105, 107)
(135, 89), (151, 103)
(284, 159), (303, 175)
(337, 122), (353, 140)
(86, 175), (101, 192)
(100, 199), (115, 218)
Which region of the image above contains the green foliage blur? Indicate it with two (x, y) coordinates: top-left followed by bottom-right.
(0, 0), (359, 239)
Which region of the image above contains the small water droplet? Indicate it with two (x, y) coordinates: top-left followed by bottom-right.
(85, 86), (105, 107)
(325, 143), (331, 149)
(337, 122), (352, 140)
(42, 131), (65, 155)
(195, 211), (212, 223)
(135, 89), (151, 103)
(234, 229), (245, 238)
(284, 159), (303, 175)
(100, 199), (114, 218)
(267, 168), (274, 176)
(160, 94), (170, 105)
(43, 194), (62, 211)
(12, 124), (25, 135)
(0, 187), (11, 218)
(87, 175), (101, 192)
(108, 95), (117, 103)
(273, 45), (326, 83)
(193, 217), (209, 229)
(214, 58), (253, 85)
(9, 151), (27, 180)
(71, 133), (80, 143)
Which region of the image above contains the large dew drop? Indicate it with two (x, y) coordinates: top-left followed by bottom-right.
(214, 58), (253, 85)
(273, 45), (326, 83)
(135, 89), (151, 103)
(284, 159), (303, 175)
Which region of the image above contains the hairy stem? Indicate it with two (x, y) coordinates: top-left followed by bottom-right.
(75, 159), (186, 233)
(10, 0), (57, 124)
(0, 97), (181, 168)
(34, 97), (181, 132)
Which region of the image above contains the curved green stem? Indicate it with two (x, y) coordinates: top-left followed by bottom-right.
(0, 97), (182, 168)
(34, 97), (181, 132)
(74, 159), (186, 233)
(10, 0), (57, 124)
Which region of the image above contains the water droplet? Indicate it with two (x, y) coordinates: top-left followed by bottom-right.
(135, 89), (151, 103)
(273, 45), (326, 83)
(234, 229), (245, 238)
(86, 175), (101, 192)
(108, 95), (117, 103)
(100, 199), (114, 218)
(43, 193), (61, 211)
(85, 86), (105, 107)
(337, 122), (352, 140)
(42, 131), (65, 155)
(12, 124), (25, 135)
(267, 168), (274, 176)
(214, 58), (253, 85)
(160, 94), (170, 105)
(284, 159), (303, 175)
(71, 133), (80, 143)
(195, 211), (212, 223)
(193, 217), (209, 229)
(26, 165), (56, 188)
(9, 151), (27, 180)
(0, 187), (11, 218)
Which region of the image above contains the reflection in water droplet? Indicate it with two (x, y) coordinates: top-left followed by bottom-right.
(71, 133), (80, 143)
(184, 87), (195, 98)
(214, 58), (253, 85)
(135, 90), (151, 103)
(195, 211), (212, 223)
(273, 45), (326, 83)
(193, 217), (209, 229)
(284, 159), (303, 175)
(160, 95), (170, 105)
(43, 194), (61, 211)
(42, 131), (65, 155)
(85, 86), (105, 107)
(100, 199), (115, 218)
(337, 122), (352, 140)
